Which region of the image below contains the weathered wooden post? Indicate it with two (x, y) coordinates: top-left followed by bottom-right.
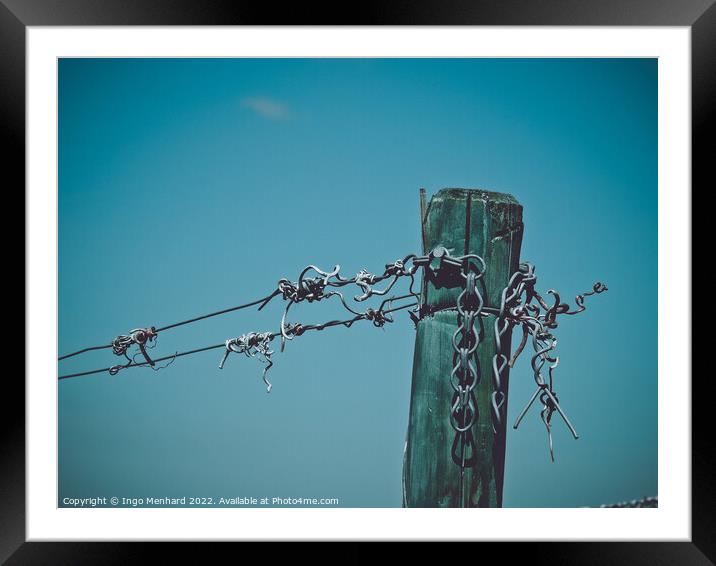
(403, 188), (523, 507)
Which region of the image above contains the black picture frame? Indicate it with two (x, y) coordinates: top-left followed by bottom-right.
(6, 0), (708, 560)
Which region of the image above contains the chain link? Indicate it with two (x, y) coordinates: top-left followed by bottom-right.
(449, 262), (485, 507)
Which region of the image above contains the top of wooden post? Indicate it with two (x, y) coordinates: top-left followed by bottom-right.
(419, 187), (523, 307)
(430, 187), (520, 205)
(421, 187), (521, 227)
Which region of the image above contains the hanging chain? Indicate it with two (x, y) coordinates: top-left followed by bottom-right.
(491, 271), (521, 436)
(449, 257), (485, 507)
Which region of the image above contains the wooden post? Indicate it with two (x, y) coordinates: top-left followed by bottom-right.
(403, 188), (523, 507)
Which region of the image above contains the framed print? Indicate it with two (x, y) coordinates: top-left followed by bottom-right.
(8, 0), (709, 561)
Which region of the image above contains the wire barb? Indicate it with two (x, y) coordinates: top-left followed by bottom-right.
(219, 332), (275, 392)
(112, 327), (158, 367)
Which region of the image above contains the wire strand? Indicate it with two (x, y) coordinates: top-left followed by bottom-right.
(155, 289), (281, 332)
(58, 344), (227, 380)
(58, 344), (112, 361)
(58, 290), (281, 361)
(58, 301), (418, 381)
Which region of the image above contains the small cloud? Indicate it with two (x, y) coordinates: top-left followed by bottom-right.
(240, 96), (290, 120)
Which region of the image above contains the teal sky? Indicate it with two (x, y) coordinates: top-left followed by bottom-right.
(58, 58), (657, 508)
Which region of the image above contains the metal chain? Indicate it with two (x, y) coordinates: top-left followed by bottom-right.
(449, 255), (486, 507)
(491, 271), (522, 435)
(492, 264), (540, 435)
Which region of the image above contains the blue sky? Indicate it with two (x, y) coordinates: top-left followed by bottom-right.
(58, 58), (657, 508)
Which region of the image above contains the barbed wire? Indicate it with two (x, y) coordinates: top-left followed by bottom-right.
(58, 292), (281, 361)
(58, 246), (606, 467)
(58, 300), (419, 381)
(59, 256), (420, 365)
(219, 331), (275, 391)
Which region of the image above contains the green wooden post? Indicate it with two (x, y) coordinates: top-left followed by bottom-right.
(403, 188), (523, 507)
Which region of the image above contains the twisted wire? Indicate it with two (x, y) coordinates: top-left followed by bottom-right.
(58, 291), (281, 361)
(58, 300), (418, 381)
